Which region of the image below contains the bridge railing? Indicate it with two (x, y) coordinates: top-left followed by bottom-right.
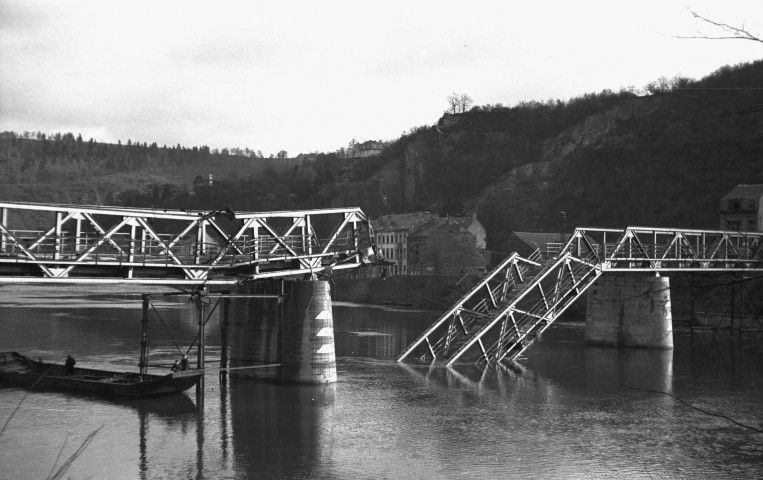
(0, 231), (356, 263)
(560, 227), (763, 271)
(0, 202), (373, 283)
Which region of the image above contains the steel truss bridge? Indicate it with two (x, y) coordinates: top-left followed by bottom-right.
(397, 226), (763, 369)
(0, 202), (374, 285)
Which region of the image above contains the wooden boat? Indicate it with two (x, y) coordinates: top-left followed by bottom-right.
(0, 351), (203, 397)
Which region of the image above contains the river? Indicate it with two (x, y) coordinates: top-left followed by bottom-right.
(0, 285), (762, 479)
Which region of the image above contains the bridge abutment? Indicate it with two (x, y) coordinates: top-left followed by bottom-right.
(585, 274), (673, 349)
(229, 279), (337, 384)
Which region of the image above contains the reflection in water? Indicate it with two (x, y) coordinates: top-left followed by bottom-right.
(139, 408), (147, 479)
(685, 331), (763, 380)
(333, 304), (438, 360)
(220, 379), (230, 464)
(134, 396), (197, 480)
(197, 400), (204, 480)
(1, 293), (762, 479)
(229, 378), (336, 478)
(584, 346), (674, 393)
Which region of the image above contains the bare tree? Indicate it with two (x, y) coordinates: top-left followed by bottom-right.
(446, 92), (460, 114)
(458, 93), (473, 113)
(678, 8), (763, 44)
(446, 92), (474, 113)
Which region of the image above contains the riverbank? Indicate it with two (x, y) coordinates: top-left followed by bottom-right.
(331, 274), (587, 319)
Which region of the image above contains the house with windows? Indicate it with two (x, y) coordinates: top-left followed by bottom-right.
(348, 140), (385, 158)
(719, 184), (763, 232)
(371, 211), (488, 276)
(407, 214), (488, 275)
(372, 212), (432, 275)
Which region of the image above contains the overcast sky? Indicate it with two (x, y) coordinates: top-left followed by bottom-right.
(2, 1), (762, 157)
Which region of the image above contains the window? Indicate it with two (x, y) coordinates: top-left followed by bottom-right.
(745, 199), (756, 211)
(729, 199), (740, 211)
(748, 219), (757, 231)
(727, 221), (741, 231)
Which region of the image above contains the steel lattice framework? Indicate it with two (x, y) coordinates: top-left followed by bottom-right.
(397, 226), (763, 368)
(395, 251), (544, 364)
(570, 226), (763, 271)
(0, 202), (374, 285)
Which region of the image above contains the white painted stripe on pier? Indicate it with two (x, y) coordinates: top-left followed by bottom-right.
(316, 310), (332, 320)
(316, 327), (333, 337)
(317, 343), (335, 354)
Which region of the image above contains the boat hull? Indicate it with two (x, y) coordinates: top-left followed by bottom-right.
(0, 352), (203, 397)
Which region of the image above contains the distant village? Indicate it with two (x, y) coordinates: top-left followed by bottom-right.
(364, 182), (763, 279)
(187, 141), (763, 279)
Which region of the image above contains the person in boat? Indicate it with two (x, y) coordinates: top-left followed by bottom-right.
(171, 360), (180, 372)
(64, 355), (76, 375)
(180, 355), (189, 371)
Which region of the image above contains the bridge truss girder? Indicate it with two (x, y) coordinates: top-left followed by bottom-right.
(395, 250), (544, 363)
(398, 225), (763, 370)
(567, 226), (763, 272)
(0, 202), (374, 285)
(440, 229), (602, 367)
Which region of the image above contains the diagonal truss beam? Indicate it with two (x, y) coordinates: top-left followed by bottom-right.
(395, 251), (542, 363)
(0, 223), (56, 276)
(0, 202), (374, 284)
(444, 252), (602, 366)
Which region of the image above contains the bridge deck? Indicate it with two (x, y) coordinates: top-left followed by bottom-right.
(0, 202), (375, 285)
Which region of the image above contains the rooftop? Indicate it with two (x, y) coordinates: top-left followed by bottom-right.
(722, 184), (763, 201)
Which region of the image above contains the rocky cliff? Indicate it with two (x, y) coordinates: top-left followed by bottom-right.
(337, 61), (763, 260)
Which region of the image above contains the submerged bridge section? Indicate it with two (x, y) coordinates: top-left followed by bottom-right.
(397, 226), (763, 368)
(0, 201), (374, 285)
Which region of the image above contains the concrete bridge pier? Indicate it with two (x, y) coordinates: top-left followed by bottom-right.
(228, 279), (337, 384)
(585, 273), (673, 349)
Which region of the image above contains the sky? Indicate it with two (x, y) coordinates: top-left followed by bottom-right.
(1, 1), (763, 157)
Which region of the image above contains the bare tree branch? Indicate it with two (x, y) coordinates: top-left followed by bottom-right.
(676, 8), (763, 44)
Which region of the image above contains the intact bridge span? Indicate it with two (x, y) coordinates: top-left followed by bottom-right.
(0, 201), (374, 285)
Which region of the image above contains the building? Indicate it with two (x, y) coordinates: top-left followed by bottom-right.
(407, 214), (488, 275)
(349, 140), (385, 158)
(190, 173), (214, 196)
(371, 212), (432, 275)
(370, 211), (489, 276)
(719, 184), (763, 232)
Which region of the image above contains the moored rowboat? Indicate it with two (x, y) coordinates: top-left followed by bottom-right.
(0, 351), (202, 397)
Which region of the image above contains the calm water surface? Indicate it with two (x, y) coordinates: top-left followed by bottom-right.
(0, 285), (762, 479)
